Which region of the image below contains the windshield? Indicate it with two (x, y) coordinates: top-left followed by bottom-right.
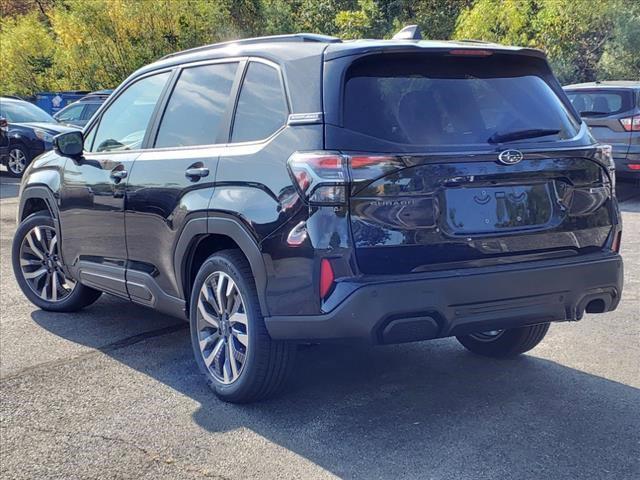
(0, 100), (56, 123)
(342, 54), (579, 148)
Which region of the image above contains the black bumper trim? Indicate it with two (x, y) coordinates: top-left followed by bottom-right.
(264, 252), (623, 343)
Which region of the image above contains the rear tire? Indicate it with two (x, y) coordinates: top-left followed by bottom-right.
(189, 250), (296, 403)
(12, 211), (102, 312)
(456, 323), (550, 358)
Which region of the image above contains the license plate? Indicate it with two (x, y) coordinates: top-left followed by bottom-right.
(444, 184), (553, 234)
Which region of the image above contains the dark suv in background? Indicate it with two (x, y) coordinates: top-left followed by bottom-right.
(12, 31), (623, 403)
(565, 81), (640, 179)
(0, 97), (77, 177)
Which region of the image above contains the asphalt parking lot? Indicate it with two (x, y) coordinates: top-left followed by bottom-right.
(0, 173), (638, 480)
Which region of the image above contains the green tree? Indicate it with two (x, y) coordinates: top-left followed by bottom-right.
(454, 0), (639, 84)
(335, 0), (386, 39)
(454, 0), (538, 46)
(597, 1), (640, 80)
(297, 0), (356, 35)
(534, 0), (617, 83)
(0, 12), (59, 95)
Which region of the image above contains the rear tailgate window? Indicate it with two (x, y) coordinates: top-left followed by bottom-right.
(566, 89), (634, 117)
(331, 53), (579, 152)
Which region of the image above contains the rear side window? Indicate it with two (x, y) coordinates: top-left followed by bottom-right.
(342, 55), (578, 147)
(231, 62), (288, 143)
(155, 62), (238, 148)
(565, 89), (634, 117)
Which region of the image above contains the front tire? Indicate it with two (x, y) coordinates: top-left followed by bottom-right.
(456, 323), (550, 358)
(6, 145), (30, 177)
(12, 211), (102, 312)
(190, 250), (295, 403)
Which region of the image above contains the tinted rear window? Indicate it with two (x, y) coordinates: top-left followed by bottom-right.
(342, 55), (578, 147)
(565, 89), (634, 117)
(155, 62), (238, 148)
(231, 62), (288, 143)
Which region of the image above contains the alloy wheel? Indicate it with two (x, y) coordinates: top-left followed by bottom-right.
(8, 148), (27, 175)
(196, 271), (249, 384)
(19, 225), (76, 301)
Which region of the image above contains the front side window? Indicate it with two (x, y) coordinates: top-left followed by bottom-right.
(90, 72), (170, 152)
(231, 62), (288, 143)
(155, 62), (238, 148)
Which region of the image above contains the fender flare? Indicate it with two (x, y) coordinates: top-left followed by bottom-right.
(18, 185), (59, 223)
(174, 216), (270, 316)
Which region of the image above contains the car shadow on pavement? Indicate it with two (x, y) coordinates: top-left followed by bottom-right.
(32, 303), (639, 480)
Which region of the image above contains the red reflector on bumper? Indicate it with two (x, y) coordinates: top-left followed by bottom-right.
(319, 259), (334, 299)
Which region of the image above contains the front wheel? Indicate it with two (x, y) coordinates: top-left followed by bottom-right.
(456, 323), (550, 358)
(190, 250), (295, 403)
(12, 211), (102, 311)
(6, 145), (30, 177)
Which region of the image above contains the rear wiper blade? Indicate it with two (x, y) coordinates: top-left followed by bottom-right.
(488, 128), (560, 144)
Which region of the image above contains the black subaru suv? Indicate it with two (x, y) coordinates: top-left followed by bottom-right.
(12, 32), (623, 403)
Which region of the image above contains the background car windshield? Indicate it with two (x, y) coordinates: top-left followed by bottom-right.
(343, 55), (579, 147)
(56, 103), (84, 121)
(566, 89), (634, 117)
(0, 100), (55, 123)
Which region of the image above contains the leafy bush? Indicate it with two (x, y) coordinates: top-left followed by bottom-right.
(1, 0), (638, 96)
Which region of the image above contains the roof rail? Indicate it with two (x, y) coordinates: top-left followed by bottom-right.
(161, 33), (341, 60)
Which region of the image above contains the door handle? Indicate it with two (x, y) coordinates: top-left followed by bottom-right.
(110, 169), (128, 182)
(185, 167), (209, 179)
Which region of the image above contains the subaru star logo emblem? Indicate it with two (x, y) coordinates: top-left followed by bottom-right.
(498, 149), (524, 165)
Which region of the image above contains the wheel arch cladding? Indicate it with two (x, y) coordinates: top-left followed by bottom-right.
(19, 186), (58, 222)
(175, 217), (270, 316)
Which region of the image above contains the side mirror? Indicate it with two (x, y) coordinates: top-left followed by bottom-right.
(0, 116), (8, 130)
(53, 131), (84, 158)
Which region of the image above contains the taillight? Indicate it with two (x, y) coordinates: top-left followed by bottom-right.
(287, 152), (407, 204)
(628, 164), (640, 171)
(319, 258), (335, 299)
(287, 152), (347, 205)
(349, 155), (406, 181)
(620, 115), (640, 132)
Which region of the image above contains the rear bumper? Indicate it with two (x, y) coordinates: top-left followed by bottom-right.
(615, 149), (640, 178)
(265, 252), (623, 344)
